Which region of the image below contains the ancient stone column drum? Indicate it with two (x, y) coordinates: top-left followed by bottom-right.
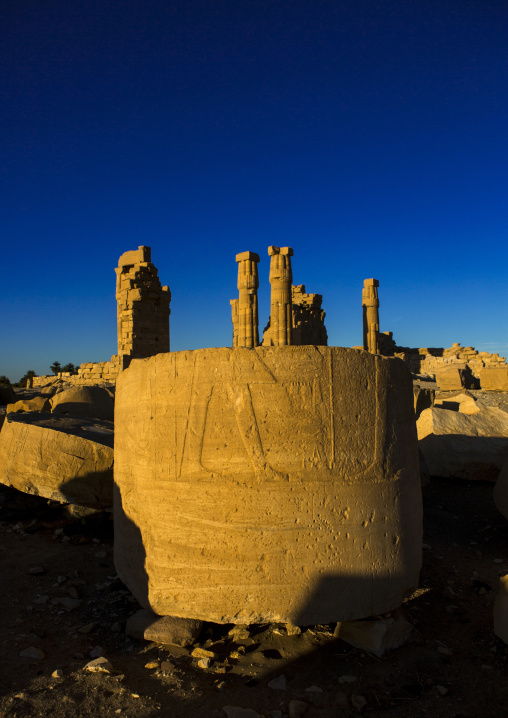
(114, 346), (422, 625)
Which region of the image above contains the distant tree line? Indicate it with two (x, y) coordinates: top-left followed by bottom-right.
(0, 362), (80, 388)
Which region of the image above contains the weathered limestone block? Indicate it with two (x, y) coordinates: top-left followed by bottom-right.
(434, 390), (479, 415)
(435, 364), (476, 391)
(114, 346), (422, 625)
(0, 413), (114, 508)
(479, 367), (508, 392)
(417, 407), (508, 482)
(50, 386), (114, 421)
(262, 247), (294, 346)
(125, 609), (202, 646)
(334, 610), (417, 657)
(7, 397), (51, 413)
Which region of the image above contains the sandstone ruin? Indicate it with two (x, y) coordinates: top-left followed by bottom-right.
(291, 285), (328, 346)
(231, 251), (260, 349)
(362, 278), (380, 354)
(114, 346), (422, 625)
(262, 246), (294, 346)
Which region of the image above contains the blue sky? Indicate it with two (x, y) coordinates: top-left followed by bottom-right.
(1, 0), (507, 381)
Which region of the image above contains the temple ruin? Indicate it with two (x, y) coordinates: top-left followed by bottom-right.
(291, 284), (327, 346)
(362, 278), (380, 354)
(231, 251), (260, 349)
(262, 246), (294, 346)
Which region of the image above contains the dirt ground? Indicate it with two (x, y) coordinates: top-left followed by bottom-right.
(0, 472), (507, 718)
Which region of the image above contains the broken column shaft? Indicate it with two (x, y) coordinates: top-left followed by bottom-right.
(267, 246), (293, 346)
(362, 278), (380, 354)
(234, 251), (260, 348)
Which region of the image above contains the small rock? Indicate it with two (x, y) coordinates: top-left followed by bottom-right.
(305, 685), (323, 692)
(144, 661), (160, 670)
(228, 625), (251, 641)
(52, 669), (64, 678)
(84, 656), (113, 673)
(28, 567), (46, 576)
(34, 595), (49, 605)
(267, 674), (287, 690)
(160, 660), (175, 674)
(338, 675), (357, 684)
(191, 646), (217, 660)
(286, 623), (301, 636)
(89, 645), (103, 659)
(198, 657), (212, 669)
(67, 587), (80, 599)
(51, 597), (82, 611)
(334, 611), (416, 657)
(19, 647), (45, 660)
(78, 623), (95, 634)
(437, 645), (453, 656)
(216, 680), (226, 692)
(126, 609), (202, 647)
(351, 694), (367, 712)
(436, 685), (449, 695)
(222, 707), (261, 718)
(288, 700), (308, 718)
(111, 622), (122, 632)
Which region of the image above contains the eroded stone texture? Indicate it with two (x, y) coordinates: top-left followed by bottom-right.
(50, 386), (114, 421)
(417, 407), (508, 481)
(116, 246), (171, 363)
(362, 279), (379, 354)
(232, 252), (260, 348)
(114, 346), (422, 625)
(0, 413), (113, 508)
(291, 285), (327, 346)
(262, 247), (294, 346)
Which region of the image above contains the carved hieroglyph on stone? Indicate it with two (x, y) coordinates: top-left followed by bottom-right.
(362, 278), (380, 354)
(291, 285), (328, 346)
(231, 252), (260, 348)
(115, 246), (171, 366)
(262, 247), (294, 346)
(114, 346), (422, 625)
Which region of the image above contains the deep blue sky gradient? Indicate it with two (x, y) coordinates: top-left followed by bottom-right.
(1, 0), (507, 380)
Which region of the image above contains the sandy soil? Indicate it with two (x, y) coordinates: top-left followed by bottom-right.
(0, 473), (507, 718)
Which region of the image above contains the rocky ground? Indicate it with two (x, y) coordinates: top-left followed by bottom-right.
(1, 474), (508, 718)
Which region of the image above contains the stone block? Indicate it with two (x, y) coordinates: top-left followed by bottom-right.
(50, 386), (114, 421)
(114, 346), (422, 625)
(418, 407), (508, 481)
(0, 413), (114, 508)
(334, 611), (417, 657)
(435, 364), (476, 391)
(479, 367), (508, 392)
(7, 397), (51, 413)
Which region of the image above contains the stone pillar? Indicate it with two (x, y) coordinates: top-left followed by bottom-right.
(234, 251), (260, 348)
(362, 278), (379, 354)
(230, 298), (239, 348)
(263, 246), (293, 346)
(115, 246), (171, 364)
(291, 285), (328, 346)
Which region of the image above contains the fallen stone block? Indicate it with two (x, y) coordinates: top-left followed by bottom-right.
(418, 406), (508, 482)
(435, 363), (480, 391)
(479, 367), (508, 392)
(333, 611), (417, 657)
(434, 390), (479, 415)
(7, 397), (51, 413)
(125, 608), (202, 646)
(114, 346), (422, 625)
(494, 574), (508, 644)
(0, 412), (114, 508)
(50, 386), (114, 421)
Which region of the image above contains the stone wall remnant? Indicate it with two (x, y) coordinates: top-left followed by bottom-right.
(232, 252), (260, 348)
(362, 278), (380, 354)
(114, 346), (422, 625)
(291, 285), (328, 346)
(116, 245), (171, 364)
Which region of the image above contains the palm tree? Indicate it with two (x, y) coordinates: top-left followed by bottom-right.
(0, 375), (11, 385)
(50, 361), (62, 375)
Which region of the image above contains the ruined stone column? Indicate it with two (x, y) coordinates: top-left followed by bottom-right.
(230, 299), (239, 348)
(234, 251), (260, 348)
(362, 278), (380, 354)
(115, 246), (171, 365)
(263, 246), (293, 346)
